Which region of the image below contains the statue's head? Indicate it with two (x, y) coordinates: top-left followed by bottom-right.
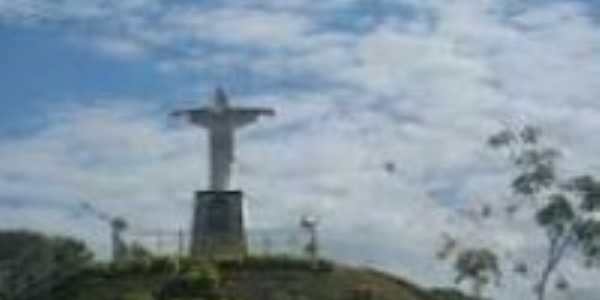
(214, 86), (228, 112)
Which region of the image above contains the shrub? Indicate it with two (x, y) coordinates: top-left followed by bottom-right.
(119, 291), (153, 300)
(219, 255), (333, 272)
(156, 264), (221, 300)
(78, 263), (112, 278)
(108, 259), (150, 276)
(177, 256), (204, 274)
(148, 257), (177, 274)
(186, 263), (220, 290)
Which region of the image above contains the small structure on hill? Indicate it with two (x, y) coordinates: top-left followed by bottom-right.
(172, 87), (275, 260)
(80, 202), (129, 263)
(300, 214), (320, 268)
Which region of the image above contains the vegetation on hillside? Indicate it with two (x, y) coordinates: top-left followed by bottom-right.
(0, 230), (461, 300)
(0, 230), (93, 300)
(42, 254), (435, 300)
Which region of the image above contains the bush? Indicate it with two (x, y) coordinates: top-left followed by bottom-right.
(128, 259), (151, 274)
(154, 276), (189, 300)
(148, 257), (177, 274)
(108, 259), (150, 276)
(78, 263), (112, 278)
(177, 256), (204, 274)
(155, 263), (221, 300)
(119, 291), (153, 300)
(186, 263), (220, 290)
(219, 255), (333, 272)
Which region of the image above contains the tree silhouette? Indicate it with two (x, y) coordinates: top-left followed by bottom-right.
(453, 248), (501, 299)
(487, 125), (600, 300)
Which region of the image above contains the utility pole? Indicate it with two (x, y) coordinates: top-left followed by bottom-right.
(177, 229), (185, 258)
(300, 215), (320, 269)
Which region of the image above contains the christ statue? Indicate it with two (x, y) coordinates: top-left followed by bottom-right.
(171, 87), (275, 191)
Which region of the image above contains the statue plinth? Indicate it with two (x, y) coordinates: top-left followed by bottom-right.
(190, 190), (247, 260)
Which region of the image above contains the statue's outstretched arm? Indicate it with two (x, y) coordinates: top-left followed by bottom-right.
(171, 109), (214, 128)
(231, 108), (275, 128)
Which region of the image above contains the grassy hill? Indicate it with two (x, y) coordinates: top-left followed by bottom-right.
(34, 256), (462, 300)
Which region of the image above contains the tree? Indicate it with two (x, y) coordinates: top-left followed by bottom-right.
(487, 125), (600, 300)
(0, 230), (92, 269)
(453, 248), (501, 299)
(437, 234), (501, 299)
(0, 230), (93, 299)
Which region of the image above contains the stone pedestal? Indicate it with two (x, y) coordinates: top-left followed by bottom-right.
(190, 191), (247, 260)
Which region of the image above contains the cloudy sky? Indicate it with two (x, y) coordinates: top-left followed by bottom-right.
(1, 0), (600, 299)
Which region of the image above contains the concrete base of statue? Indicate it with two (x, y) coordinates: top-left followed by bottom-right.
(189, 190), (247, 261)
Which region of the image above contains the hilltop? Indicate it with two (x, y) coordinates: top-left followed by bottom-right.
(33, 256), (468, 300)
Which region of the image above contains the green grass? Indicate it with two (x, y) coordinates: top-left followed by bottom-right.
(38, 256), (442, 300)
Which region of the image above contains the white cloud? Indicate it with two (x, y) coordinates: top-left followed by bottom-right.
(93, 37), (148, 59)
(161, 7), (314, 48)
(0, 0), (160, 22)
(550, 287), (600, 300)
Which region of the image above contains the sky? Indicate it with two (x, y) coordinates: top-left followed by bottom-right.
(1, 0), (600, 299)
